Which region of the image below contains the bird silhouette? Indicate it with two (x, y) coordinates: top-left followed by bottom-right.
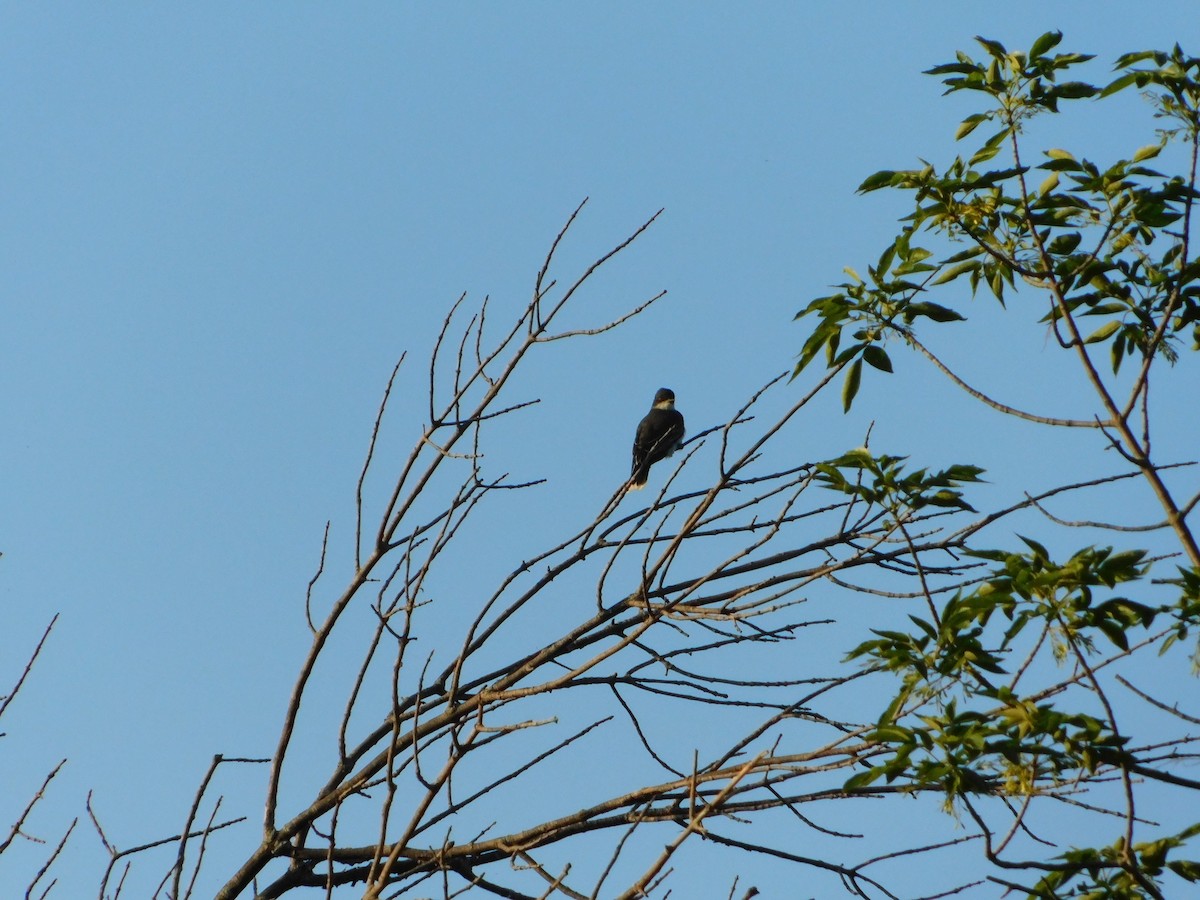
(628, 387), (685, 491)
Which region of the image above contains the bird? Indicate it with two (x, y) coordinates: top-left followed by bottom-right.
(628, 387), (686, 491)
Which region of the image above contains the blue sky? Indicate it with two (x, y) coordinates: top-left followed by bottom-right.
(3, 4), (1199, 897)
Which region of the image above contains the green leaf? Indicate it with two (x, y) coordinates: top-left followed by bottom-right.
(844, 767), (886, 791)
(859, 170), (898, 192)
(871, 725), (912, 743)
(943, 246), (987, 264)
(924, 62), (982, 76)
(863, 345), (893, 373)
(965, 165), (1026, 189)
(1111, 329), (1128, 374)
(1053, 81), (1099, 99)
(1132, 142), (1163, 162)
(842, 359), (863, 412)
(826, 327), (842, 365)
(877, 690), (908, 727)
(945, 464), (986, 482)
(1028, 31), (1063, 60)
(975, 35), (1008, 59)
(955, 113), (989, 141)
(833, 342), (865, 367)
(1100, 71), (1141, 97)
(931, 259), (982, 286)
(795, 322), (838, 376)
(876, 242), (897, 280)
(1084, 320), (1122, 344)
(1097, 597), (1156, 626)
(1168, 859), (1200, 882)
(970, 128), (1010, 166)
(1096, 618), (1130, 651)
(1113, 50), (1163, 68)
(1047, 232), (1082, 255)
(1018, 535), (1050, 560)
(908, 301), (966, 323)
(988, 268), (1006, 303)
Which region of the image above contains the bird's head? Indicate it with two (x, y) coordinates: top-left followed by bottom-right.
(652, 387), (676, 409)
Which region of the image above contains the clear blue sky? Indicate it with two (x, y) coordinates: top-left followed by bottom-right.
(2, 4), (1198, 897)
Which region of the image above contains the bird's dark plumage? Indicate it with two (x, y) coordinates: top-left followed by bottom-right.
(629, 387), (685, 491)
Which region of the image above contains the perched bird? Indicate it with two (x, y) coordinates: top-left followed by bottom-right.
(628, 387), (686, 491)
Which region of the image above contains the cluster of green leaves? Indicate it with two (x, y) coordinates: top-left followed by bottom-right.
(846, 539), (1153, 791)
(1032, 824), (1200, 897)
(795, 232), (965, 412)
(973, 538), (1154, 655)
(795, 32), (1200, 897)
(838, 533), (1196, 898)
(795, 32), (1200, 408)
(814, 449), (983, 514)
(1161, 564), (1200, 666)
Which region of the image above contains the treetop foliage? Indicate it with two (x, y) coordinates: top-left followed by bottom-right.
(795, 31), (1200, 899)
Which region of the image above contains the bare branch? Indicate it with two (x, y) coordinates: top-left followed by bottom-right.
(0, 614), (58, 722)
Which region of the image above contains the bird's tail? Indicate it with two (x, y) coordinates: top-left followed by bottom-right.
(627, 469), (649, 491)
